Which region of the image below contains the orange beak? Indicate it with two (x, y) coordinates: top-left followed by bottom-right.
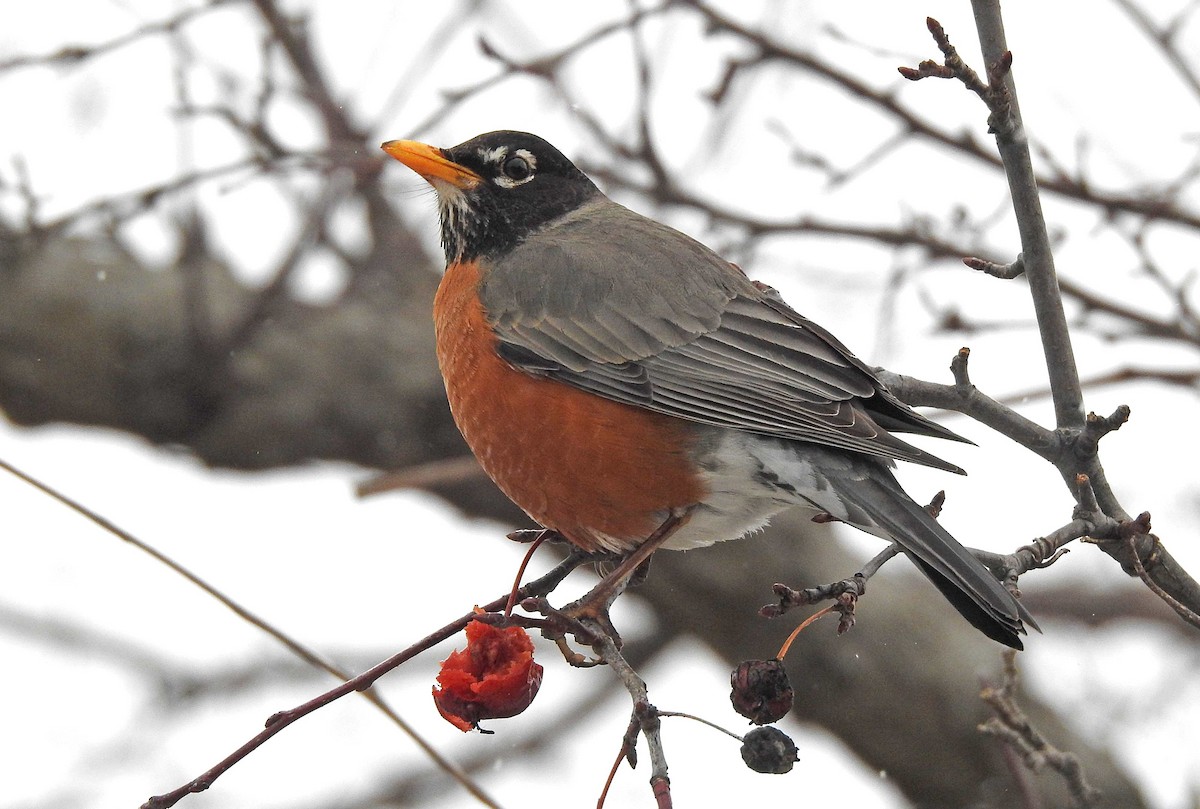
(381, 140), (481, 189)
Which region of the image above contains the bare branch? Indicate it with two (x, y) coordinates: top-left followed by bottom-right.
(1112, 0), (1200, 102)
(685, 0), (1200, 233)
(880, 345), (1200, 623)
(356, 455), (485, 497)
(140, 553), (589, 809)
(0, 455), (507, 809)
(0, 2), (238, 72)
(962, 3), (1084, 430)
(878, 349), (1059, 462)
(588, 628), (674, 808)
(980, 651), (1103, 808)
(997, 368), (1200, 406)
(762, 543), (900, 619)
(249, 0), (362, 145)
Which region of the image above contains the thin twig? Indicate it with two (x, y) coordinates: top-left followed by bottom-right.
(0, 457), (506, 809)
(0, 1), (238, 72)
(597, 716), (639, 809)
(355, 456), (485, 497)
(141, 553), (588, 808)
(681, 0), (1200, 233)
(1111, 0), (1200, 102)
(505, 531), (551, 617)
(996, 368), (1200, 405)
(763, 543), (899, 618)
(1124, 533), (1200, 630)
(979, 651), (1102, 808)
(877, 358), (1058, 463)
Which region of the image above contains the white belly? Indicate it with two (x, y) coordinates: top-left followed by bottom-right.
(659, 431), (845, 550)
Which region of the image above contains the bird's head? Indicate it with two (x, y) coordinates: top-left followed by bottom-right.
(382, 131), (601, 264)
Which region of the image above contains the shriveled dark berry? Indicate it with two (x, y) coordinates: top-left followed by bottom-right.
(730, 659), (794, 725)
(740, 726), (799, 774)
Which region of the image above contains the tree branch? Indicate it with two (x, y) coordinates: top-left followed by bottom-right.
(140, 552), (589, 809)
(980, 650), (1103, 808)
(905, 7), (1083, 430)
(877, 349), (1059, 462)
(886, 5), (1200, 634)
(0, 455), (506, 808)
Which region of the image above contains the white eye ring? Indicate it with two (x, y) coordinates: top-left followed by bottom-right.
(492, 148), (537, 188)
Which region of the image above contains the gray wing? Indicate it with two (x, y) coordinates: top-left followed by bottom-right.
(480, 200), (967, 473)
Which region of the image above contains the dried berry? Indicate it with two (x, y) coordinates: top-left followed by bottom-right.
(740, 726), (799, 774)
(730, 659), (794, 725)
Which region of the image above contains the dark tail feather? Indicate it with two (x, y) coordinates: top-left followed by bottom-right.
(831, 468), (1038, 649)
(908, 557), (1029, 649)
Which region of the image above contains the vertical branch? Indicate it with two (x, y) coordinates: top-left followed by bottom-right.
(968, 0), (1085, 431)
(897, 12), (1200, 624)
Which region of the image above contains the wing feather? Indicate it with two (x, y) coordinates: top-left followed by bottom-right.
(481, 199), (967, 472)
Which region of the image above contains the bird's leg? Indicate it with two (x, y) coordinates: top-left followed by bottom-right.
(560, 508), (691, 644)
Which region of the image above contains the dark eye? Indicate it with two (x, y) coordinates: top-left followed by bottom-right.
(502, 155), (532, 181)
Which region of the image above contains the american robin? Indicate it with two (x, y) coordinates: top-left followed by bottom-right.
(382, 131), (1036, 649)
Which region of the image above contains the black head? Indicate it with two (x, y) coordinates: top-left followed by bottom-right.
(382, 131), (602, 264)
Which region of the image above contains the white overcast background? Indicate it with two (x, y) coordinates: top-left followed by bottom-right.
(1, 1), (1199, 808)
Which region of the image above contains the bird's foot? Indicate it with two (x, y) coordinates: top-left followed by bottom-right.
(529, 510), (690, 660)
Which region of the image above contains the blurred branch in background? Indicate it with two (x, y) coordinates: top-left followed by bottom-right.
(2, 1), (1199, 807)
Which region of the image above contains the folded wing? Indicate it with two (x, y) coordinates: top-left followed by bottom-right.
(481, 199), (967, 472)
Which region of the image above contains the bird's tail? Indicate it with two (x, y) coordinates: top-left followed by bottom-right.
(826, 465), (1038, 649)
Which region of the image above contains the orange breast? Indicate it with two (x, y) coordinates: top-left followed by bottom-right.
(433, 260), (705, 552)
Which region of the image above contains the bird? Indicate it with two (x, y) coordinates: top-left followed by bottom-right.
(381, 130), (1036, 649)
